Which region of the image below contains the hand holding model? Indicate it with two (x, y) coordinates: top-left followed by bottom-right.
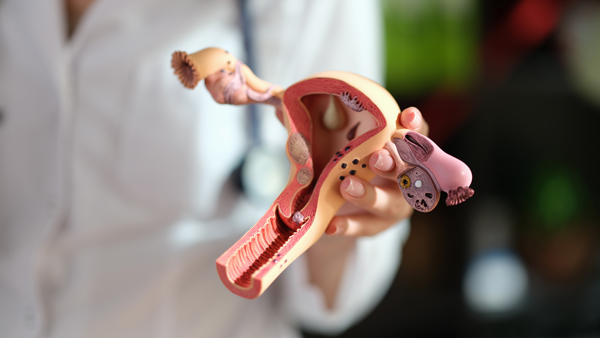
(171, 47), (474, 299)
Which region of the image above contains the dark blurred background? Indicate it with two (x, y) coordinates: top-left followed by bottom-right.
(306, 0), (600, 337)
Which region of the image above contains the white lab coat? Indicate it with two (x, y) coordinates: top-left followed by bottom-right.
(0, 0), (409, 337)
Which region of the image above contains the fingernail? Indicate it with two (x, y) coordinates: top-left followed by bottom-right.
(326, 224), (339, 236)
(409, 111), (422, 129)
(327, 219), (346, 236)
(343, 178), (365, 198)
(374, 152), (394, 171)
(326, 224), (336, 235)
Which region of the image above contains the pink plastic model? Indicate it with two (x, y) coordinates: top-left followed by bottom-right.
(171, 47), (474, 299)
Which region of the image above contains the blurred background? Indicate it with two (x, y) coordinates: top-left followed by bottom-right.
(306, 0), (600, 337)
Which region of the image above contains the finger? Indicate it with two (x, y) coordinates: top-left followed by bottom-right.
(339, 176), (410, 218)
(326, 214), (400, 237)
(369, 149), (398, 181)
(399, 107), (429, 136)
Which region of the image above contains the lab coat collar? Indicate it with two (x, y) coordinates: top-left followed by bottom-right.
(1, 0), (65, 94)
(1, 0), (136, 78)
(67, 0), (139, 51)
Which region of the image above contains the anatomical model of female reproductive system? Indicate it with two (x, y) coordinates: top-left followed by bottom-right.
(171, 48), (474, 299)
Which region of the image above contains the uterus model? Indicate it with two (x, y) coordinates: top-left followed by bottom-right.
(171, 48), (474, 299)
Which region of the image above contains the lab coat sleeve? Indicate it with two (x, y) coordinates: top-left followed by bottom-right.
(280, 219), (410, 335)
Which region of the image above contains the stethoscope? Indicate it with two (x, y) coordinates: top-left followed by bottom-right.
(238, 0), (259, 148)
(235, 0), (289, 206)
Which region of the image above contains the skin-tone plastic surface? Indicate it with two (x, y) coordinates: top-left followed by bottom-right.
(171, 48), (474, 299)
(172, 48), (284, 105)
